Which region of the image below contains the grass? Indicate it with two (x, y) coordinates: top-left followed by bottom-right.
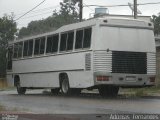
(121, 86), (160, 97)
(0, 103), (29, 112)
(0, 104), (6, 111)
(0, 78), (8, 89)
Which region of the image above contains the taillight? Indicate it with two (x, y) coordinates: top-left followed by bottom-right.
(150, 77), (155, 83)
(97, 76), (109, 81)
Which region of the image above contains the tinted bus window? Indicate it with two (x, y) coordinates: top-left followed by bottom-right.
(40, 37), (45, 54)
(75, 30), (83, 49)
(60, 33), (67, 51)
(18, 42), (23, 58)
(13, 43), (18, 58)
(23, 41), (28, 57)
(46, 36), (53, 53)
(52, 35), (59, 53)
(83, 28), (92, 48)
(46, 34), (59, 53)
(34, 37), (45, 55)
(28, 40), (33, 56)
(67, 31), (74, 51)
(34, 39), (40, 55)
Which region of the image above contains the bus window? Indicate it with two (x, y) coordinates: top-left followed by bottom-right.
(75, 29), (83, 49)
(40, 37), (45, 54)
(67, 31), (74, 51)
(34, 37), (45, 55)
(83, 28), (92, 48)
(60, 33), (67, 52)
(13, 43), (18, 58)
(46, 36), (53, 53)
(23, 41), (28, 57)
(34, 39), (40, 55)
(17, 42), (23, 58)
(28, 40), (33, 56)
(47, 35), (59, 53)
(52, 35), (59, 53)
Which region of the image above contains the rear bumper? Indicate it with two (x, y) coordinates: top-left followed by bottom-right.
(94, 72), (156, 87)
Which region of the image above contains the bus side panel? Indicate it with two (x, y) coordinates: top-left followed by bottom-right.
(19, 71), (94, 88)
(6, 74), (14, 86)
(19, 72), (59, 88)
(67, 71), (94, 88)
(12, 53), (85, 74)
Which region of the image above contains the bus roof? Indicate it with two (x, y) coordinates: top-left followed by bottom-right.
(10, 17), (153, 44)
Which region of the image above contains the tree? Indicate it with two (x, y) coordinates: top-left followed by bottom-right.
(0, 14), (17, 75)
(152, 14), (160, 35)
(58, 0), (79, 24)
(18, 0), (79, 38)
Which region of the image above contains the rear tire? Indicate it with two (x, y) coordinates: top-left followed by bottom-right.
(60, 75), (72, 95)
(98, 86), (119, 97)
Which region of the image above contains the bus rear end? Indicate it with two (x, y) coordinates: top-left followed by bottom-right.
(93, 18), (156, 96)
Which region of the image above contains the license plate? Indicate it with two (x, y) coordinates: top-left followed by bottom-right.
(126, 76), (136, 81)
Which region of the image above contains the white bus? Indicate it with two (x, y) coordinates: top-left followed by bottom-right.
(6, 17), (156, 97)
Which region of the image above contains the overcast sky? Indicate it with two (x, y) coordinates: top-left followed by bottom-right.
(0, 0), (160, 28)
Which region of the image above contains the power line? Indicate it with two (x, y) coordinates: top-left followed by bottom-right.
(83, 2), (160, 8)
(83, 3), (94, 12)
(18, 11), (55, 20)
(15, 0), (46, 21)
(139, 2), (160, 6)
(16, 5), (60, 16)
(15, 8), (59, 20)
(15, 1), (160, 24)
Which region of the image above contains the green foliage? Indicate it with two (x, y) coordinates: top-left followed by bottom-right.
(0, 14), (17, 75)
(0, 14), (17, 47)
(151, 14), (160, 35)
(18, 0), (79, 38)
(0, 104), (6, 111)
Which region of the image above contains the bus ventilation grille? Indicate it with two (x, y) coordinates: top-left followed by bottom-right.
(112, 51), (147, 74)
(85, 53), (91, 71)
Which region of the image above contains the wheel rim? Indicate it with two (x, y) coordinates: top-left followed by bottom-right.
(62, 79), (69, 93)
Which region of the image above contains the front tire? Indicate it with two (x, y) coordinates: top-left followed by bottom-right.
(17, 84), (26, 95)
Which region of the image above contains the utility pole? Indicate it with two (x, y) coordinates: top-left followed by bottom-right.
(79, 0), (83, 22)
(134, 0), (137, 19)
